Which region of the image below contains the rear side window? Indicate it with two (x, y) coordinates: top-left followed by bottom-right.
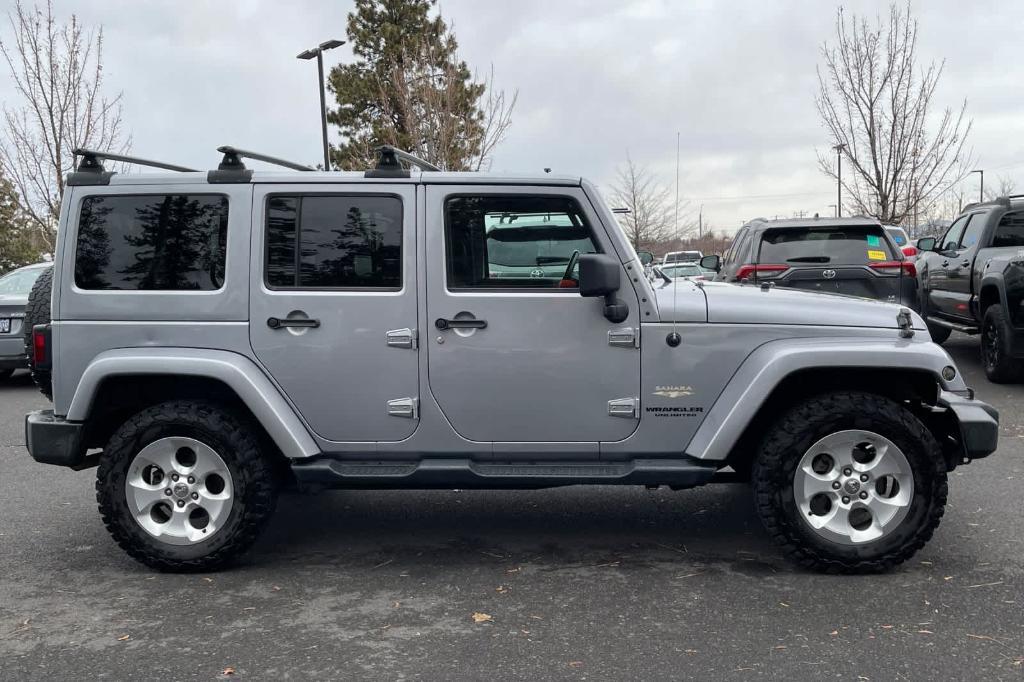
(959, 214), (986, 249)
(265, 195), (402, 289)
(992, 211), (1024, 248)
(75, 194), (228, 290)
(758, 226), (895, 265)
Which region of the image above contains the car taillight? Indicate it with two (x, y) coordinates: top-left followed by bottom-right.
(870, 261), (917, 278)
(32, 324), (51, 369)
(901, 245), (918, 257)
(735, 264), (788, 281)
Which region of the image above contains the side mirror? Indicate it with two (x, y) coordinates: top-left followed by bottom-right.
(637, 250), (654, 266)
(578, 253), (628, 323)
(916, 237), (936, 252)
(700, 254), (721, 272)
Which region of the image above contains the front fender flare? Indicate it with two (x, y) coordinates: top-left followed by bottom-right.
(685, 336), (967, 461)
(67, 348), (319, 459)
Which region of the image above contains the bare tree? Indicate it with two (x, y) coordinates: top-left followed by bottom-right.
(0, 0), (129, 250)
(607, 154), (679, 252)
(815, 2), (971, 224)
(984, 174), (1017, 202)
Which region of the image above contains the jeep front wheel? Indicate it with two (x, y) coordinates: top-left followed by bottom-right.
(753, 391), (947, 573)
(96, 401), (278, 572)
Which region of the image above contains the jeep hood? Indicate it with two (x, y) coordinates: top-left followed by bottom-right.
(655, 281), (925, 329)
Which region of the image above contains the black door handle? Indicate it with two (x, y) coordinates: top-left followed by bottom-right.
(435, 318), (487, 330)
(267, 317), (320, 329)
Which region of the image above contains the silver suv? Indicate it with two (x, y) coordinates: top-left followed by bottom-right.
(24, 146), (999, 573)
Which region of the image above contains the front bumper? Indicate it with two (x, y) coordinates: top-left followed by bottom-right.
(938, 390), (999, 460)
(25, 410), (86, 467)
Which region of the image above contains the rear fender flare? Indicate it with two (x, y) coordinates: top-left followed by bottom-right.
(66, 348), (319, 459)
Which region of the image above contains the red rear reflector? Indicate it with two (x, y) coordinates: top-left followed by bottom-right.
(735, 264), (788, 280)
(870, 260), (916, 278)
(32, 329), (47, 364)
(558, 279), (577, 288)
(901, 245), (918, 257)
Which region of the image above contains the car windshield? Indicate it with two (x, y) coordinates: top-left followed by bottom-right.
(662, 264), (703, 278)
(758, 226), (895, 265)
(484, 212), (592, 267)
(0, 266), (44, 295)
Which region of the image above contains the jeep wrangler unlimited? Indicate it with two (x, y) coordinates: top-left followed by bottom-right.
(24, 146), (998, 573)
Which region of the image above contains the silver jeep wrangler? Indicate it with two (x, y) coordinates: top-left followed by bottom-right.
(24, 146), (999, 573)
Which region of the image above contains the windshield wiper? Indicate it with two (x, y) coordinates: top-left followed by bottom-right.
(786, 256), (831, 263)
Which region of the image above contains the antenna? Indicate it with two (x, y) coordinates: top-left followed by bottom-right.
(667, 132), (682, 348)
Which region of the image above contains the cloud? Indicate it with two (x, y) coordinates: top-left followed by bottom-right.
(0, 0), (1019, 232)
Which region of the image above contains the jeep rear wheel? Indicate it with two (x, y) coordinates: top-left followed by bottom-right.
(96, 401), (278, 572)
(981, 304), (1023, 383)
(753, 391), (947, 573)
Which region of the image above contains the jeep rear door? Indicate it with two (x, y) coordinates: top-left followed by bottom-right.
(248, 184), (419, 443)
(423, 184), (641, 444)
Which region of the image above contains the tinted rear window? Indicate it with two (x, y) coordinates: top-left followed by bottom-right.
(75, 194), (228, 290)
(759, 226), (894, 265)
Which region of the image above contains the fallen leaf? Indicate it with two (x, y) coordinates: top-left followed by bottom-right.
(917, 630), (934, 635)
(392, 601), (400, 608)
(202, 577), (214, 583)
(496, 586), (508, 594)
(271, 585), (281, 592)
(779, 602), (790, 608)
(568, 661), (583, 668)
(471, 612), (493, 624)
(774, 645), (787, 650)
(829, 630), (839, 636)
(117, 634), (130, 642)
(506, 567), (521, 574)
(881, 625), (894, 629)
(222, 667), (236, 676)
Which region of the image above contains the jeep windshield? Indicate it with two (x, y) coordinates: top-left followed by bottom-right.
(485, 212), (594, 273)
(759, 226), (895, 265)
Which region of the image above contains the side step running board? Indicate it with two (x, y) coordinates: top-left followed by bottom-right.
(291, 457), (718, 491)
(925, 316), (979, 334)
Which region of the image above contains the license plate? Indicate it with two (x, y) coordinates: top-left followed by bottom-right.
(0, 319), (9, 333)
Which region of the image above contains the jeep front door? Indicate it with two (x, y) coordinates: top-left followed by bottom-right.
(249, 185), (419, 443)
(424, 187), (641, 443)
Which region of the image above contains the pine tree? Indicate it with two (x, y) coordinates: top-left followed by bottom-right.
(0, 174), (41, 272)
(326, 0), (513, 171)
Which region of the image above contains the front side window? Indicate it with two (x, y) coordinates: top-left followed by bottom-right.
(75, 194), (228, 290)
(445, 195), (598, 289)
(993, 211), (1024, 248)
(939, 216), (968, 252)
(265, 195), (402, 289)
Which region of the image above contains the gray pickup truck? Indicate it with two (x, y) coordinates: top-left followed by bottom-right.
(22, 146), (998, 574)
(916, 195), (1024, 382)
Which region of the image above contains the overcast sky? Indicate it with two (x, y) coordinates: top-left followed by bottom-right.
(2, 0), (1022, 233)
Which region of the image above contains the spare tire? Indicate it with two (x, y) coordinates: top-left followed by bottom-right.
(23, 264), (53, 400)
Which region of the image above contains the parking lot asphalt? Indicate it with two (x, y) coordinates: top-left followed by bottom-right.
(0, 333), (1022, 680)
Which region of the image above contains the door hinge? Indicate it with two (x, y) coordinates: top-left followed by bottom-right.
(386, 328), (418, 349)
(607, 327), (639, 348)
(387, 397), (419, 419)
(608, 397), (639, 419)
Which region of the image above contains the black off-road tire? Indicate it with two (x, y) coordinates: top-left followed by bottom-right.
(981, 304), (1024, 384)
(23, 264), (53, 400)
(96, 400), (279, 572)
(752, 391), (948, 574)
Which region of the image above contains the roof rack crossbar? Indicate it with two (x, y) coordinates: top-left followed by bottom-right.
(73, 148), (198, 173)
(216, 146), (314, 172)
(376, 145), (441, 172)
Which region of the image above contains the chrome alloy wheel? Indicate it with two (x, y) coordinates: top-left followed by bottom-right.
(794, 430), (914, 546)
(124, 437), (234, 546)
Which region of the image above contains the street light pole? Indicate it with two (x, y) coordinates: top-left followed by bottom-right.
(832, 143), (846, 217)
(297, 39), (346, 171)
(970, 169), (984, 203)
